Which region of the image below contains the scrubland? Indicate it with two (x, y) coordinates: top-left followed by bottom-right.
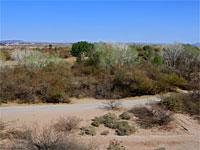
(0, 41), (199, 149)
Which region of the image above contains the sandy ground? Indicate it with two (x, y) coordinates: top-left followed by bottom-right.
(1, 102), (200, 150)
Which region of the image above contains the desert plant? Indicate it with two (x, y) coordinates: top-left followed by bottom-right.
(129, 106), (174, 129)
(119, 112), (131, 120)
(103, 100), (122, 110)
(71, 41), (94, 60)
(160, 93), (200, 115)
(100, 130), (109, 136)
(49, 44), (52, 49)
(107, 139), (126, 150)
(54, 116), (82, 132)
(80, 126), (96, 136)
(114, 121), (136, 136)
(10, 49), (41, 61)
(25, 53), (63, 68)
(88, 42), (138, 68)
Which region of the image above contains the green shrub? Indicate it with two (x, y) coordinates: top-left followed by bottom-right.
(80, 126), (96, 136)
(91, 116), (104, 127)
(71, 41), (94, 57)
(163, 73), (186, 87)
(88, 42), (138, 68)
(160, 93), (200, 115)
(114, 121), (136, 136)
(91, 113), (117, 128)
(119, 112), (131, 120)
(100, 130), (109, 136)
(107, 139), (126, 150)
(25, 54), (63, 68)
(152, 56), (163, 66)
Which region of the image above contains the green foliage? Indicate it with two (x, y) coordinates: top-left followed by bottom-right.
(152, 56), (163, 66)
(80, 126), (96, 136)
(25, 54), (63, 68)
(88, 42), (138, 68)
(119, 112), (131, 120)
(107, 139), (126, 150)
(160, 93), (200, 115)
(91, 116), (104, 127)
(49, 44), (52, 49)
(114, 121), (136, 136)
(71, 41), (94, 57)
(55, 47), (59, 51)
(163, 73), (186, 87)
(101, 130), (109, 136)
(143, 45), (154, 60)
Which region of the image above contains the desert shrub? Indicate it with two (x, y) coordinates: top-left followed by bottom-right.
(119, 112), (131, 120)
(114, 121), (136, 136)
(163, 73), (186, 87)
(107, 139), (126, 150)
(143, 45), (154, 60)
(152, 55), (163, 66)
(91, 116), (104, 127)
(54, 116), (81, 132)
(129, 106), (174, 129)
(0, 63), (72, 103)
(160, 42), (200, 79)
(0, 51), (6, 62)
(4, 125), (99, 150)
(101, 130), (109, 136)
(5, 128), (30, 140)
(88, 42), (138, 68)
(80, 126), (96, 136)
(10, 49), (40, 61)
(71, 41), (94, 62)
(160, 93), (200, 115)
(91, 113), (117, 128)
(0, 121), (5, 131)
(25, 53), (63, 68)
(102, 113), (118, 128)
(103, 100), (122, 110)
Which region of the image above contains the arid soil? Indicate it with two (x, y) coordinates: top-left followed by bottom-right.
(0, 98), (199, 150)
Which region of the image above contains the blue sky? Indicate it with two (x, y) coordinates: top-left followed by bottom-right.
(0, 0), (199, 43)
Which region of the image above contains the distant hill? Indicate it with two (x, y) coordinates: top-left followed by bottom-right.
(0, 40), (25, 43)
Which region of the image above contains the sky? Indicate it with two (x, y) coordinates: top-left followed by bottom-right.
(0, 0), (199, 43)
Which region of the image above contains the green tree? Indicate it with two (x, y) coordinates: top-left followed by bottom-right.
(71, 41), (94, 57)
(49, 44), (52, 49)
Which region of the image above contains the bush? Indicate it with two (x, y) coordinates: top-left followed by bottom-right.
(80, 126), (96, 136)
(129, 106), (174, 129)
(91, 113), (117, 128)
(119, 112), (131, 120)
(163, 73), (186, 87)
(71, 41), (94, 57)
(100, 130), (109, 136)
(160, 93), (200, 115)
(10, 49), (40, 61)
(25, 53), (63, 68)
(114, 121), (136, 136)
(88, 42), (138, 68)
(54, 116), (82, 132)
(103, 100), (122, 110)
(107, 139), (126, 150)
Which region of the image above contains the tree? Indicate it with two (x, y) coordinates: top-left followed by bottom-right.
(49, 44), (52, 49)
(71, 41), (94, 58)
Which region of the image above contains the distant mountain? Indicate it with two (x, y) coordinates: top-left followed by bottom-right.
(192, 42), (200, 47)
(0, 40), (25, 43)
